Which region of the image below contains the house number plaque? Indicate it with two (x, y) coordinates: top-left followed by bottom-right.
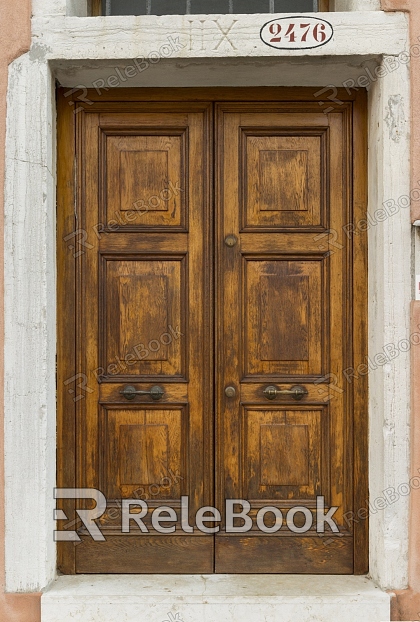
(260, 16), (334, 50)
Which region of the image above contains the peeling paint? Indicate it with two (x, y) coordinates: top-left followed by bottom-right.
(29, 43), (52, 62)
(385, 94), (407, 142)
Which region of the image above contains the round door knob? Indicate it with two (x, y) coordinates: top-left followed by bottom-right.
(225, 386), (236, 398)
(225, 235), (238, 247)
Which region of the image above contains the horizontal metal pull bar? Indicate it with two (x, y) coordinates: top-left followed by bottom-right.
(263, 385), (308, 401)
(120, 385), (164, 401)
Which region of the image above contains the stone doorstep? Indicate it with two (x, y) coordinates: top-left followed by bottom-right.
(41, 574), (391, 622)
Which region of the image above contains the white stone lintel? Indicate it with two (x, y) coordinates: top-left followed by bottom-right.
(31, 11), (409, 61)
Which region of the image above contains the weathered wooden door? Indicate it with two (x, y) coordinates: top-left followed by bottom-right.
(58, 88), (367, 575)
(214, 102), (367, 572)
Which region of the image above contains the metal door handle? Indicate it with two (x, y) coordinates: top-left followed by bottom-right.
(120, 385), (164, 401)
(263, 385), (308, 401)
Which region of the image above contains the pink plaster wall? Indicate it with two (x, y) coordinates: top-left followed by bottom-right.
(0, 2), (40, 621)
(392, 300), (420, 621)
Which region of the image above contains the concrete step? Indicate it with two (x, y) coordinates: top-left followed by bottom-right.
(41, 574), (391, 622)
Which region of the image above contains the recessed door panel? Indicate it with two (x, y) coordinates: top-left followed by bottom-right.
(102, 256), (186, 378)
(243, 407), (326, 502)
(243, 257), (324, 377)
(101, 406), (185, 502)
(105, 131), (187, 229)
(242, 133), (325, 229)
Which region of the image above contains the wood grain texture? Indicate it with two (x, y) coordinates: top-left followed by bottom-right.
(56, 89), (77, 574)
(215, 100), (362, 573)
(215, 536), (352, 574)
(77, 536), (214, 573)
(57, 88), (367, 575)
(245, 408), (323, 499)
(243, 133), (323, 230)
(101, 406), (184, 501)
(105, 131), (187, 229)
(245, 258), (322, 376)
(102, 257), (184, 377)
(351, 90), (369, 574)
(91, 0), (102, 16)
(59, 96), (213, 573)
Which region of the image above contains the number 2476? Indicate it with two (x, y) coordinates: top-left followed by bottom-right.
(269, 22), (327, 44)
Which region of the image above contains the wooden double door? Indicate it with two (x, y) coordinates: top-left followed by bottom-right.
(57, 88), (368, 575)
